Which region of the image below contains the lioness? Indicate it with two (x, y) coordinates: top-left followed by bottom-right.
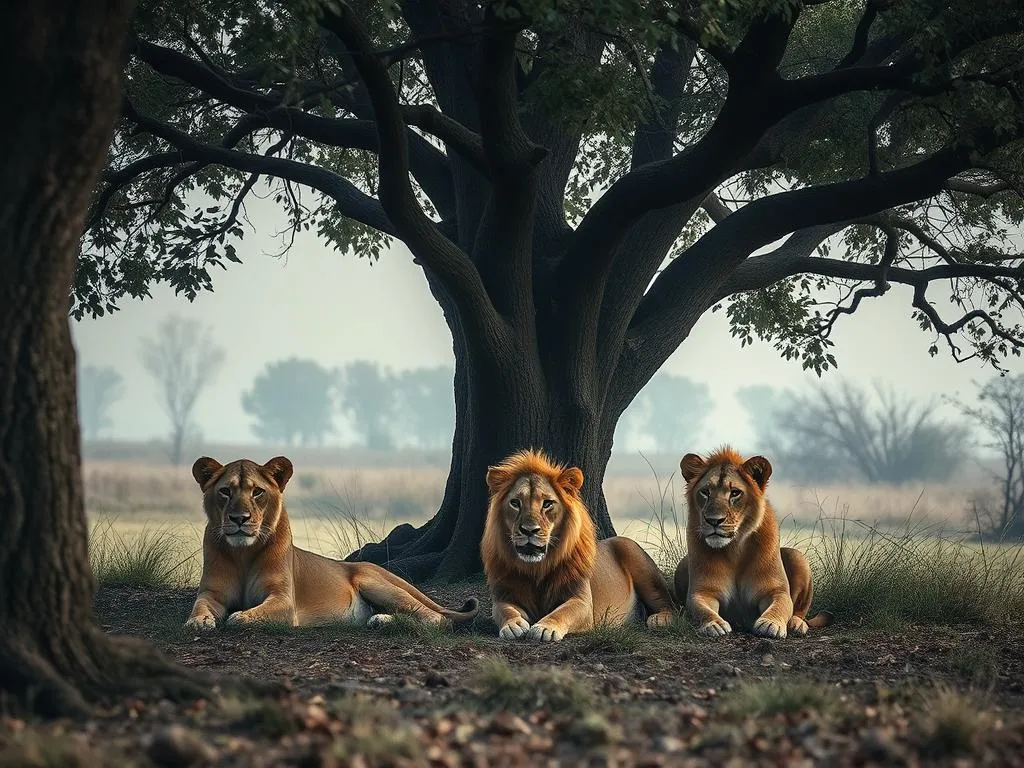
(185, 455), (479, 630)
(481, 448), (677, 642)
(673, 447), (831, 639)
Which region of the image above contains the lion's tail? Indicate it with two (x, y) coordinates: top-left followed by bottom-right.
(806, 610), (834, 629)
(360, 564), (480, 622)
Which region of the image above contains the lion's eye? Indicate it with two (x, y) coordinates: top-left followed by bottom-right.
(217, 487), (231, 498)
(252, 487), (264, 499)
(541, 499), (554, 510)
(509, 498), (521, 509)
(697, 488), (709, 499)
(729, 488), (742, 499)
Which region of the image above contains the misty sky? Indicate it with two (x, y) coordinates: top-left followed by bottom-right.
(71, 196), (1024, 453)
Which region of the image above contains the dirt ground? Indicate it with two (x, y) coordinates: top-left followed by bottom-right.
(3, 583), (1024, 766)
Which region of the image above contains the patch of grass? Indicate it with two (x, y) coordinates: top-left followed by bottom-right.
(949, 645), (999, 683)
(806, 511), (1024, 627)
(721, 679), (842, 718)
(217, 695), (301, 738)
(569, 622), (642, 654)
(89, 517), (198, 589)
(633, 454), (687, 572)
(919, 686), (991, 757)
(366, 611), (451, 643)
(566, 712), (623, 746)
(329, 695), (422, 765)
(469, 654), (599, 717)
(0, 730), (130, 768)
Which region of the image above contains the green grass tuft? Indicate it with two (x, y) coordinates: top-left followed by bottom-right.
(469, 654), (599, 717)
(807, 513), (1024, 627)
(89, 517), (198, 589)
(366, 611), (451, 643)
(920, 687), (991, 757)
(329, 695), (422, 765)
(568, 622), (642, 654)
(722, 679), (842, 718)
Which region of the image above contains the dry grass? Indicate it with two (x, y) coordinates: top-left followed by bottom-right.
(722, 679), (843, 718)
(89, 518), (199, 588)
(919, 686), (993, 756)
(469, 655), (599, 717)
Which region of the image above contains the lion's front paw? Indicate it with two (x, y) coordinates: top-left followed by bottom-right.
(498, 617), (531, 640)
(787, 616), (809, 637)
(646, 611), (674, 629)
(753, 616), (787, 639)
(184, 613), (216, 631)
(527, 623), (565, 643)
(225, 610), (254, 626)
(697, 617), (732, 637)
(367, 613), (394, 627)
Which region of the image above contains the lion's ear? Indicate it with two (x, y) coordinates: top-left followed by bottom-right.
(680, 453), (706, 483)
(192, 457), (223, 490)
(742, 455), (772, 489)
(263, 456), (294, 490)
(485, 465), (512, 493)
(558, 466), (584, 495)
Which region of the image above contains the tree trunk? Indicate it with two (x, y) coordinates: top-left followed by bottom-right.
(350, 325), (618, 581)
(0, 0), (207, 717)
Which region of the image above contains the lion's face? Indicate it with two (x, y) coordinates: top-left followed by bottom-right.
(485, 457), (585, 566)
(681, 453), (772, 550)
(192, 456), (293, 548)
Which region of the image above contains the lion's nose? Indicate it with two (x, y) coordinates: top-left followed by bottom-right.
(703, 512), (726, 526)
(519, 523), (541, 536)
(229, 512), (251, 525)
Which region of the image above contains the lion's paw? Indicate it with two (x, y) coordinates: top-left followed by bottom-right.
(646, 611), (674, 629)
(184, 614), (217, 631)
(367, 614), (395, 627)
(225, 610), (254, 626)
(697, 617), (732, 637)
(788, 616), (809, 637)
(498, 617), (531, 640)
(753, 616), (787, 639)
(527, 623), (565, 643)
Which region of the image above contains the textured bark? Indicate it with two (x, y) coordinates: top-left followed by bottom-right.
(0, 0), (207, 717)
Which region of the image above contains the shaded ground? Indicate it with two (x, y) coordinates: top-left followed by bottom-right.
(3, 582), (1024, 766)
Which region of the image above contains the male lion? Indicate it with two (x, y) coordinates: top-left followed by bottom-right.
(673, 447), (832, 639)
(185, 455), (479, 630)
(481, 449), (676, 642)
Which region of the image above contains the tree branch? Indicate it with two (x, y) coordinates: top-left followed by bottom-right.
(122, 100), (398, 236)
(319, 2), (504, 342)
(133, 37), (457, 217)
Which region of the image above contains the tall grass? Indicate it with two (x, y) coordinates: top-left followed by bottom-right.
(89, 518), (199, 588)
(808, 510), (1024, 626)
(633, 461), (1024, 628)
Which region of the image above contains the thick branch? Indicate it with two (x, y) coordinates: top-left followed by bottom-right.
(134, 38), (456, 216)
(320, 3), (504, 341)
(122, 101), (398, 236)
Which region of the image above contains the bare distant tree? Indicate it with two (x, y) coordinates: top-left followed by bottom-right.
(955, 376), (1024, 539)
(140, 315), (225, 464)
(78, 364), (123, 440)
(742, 380), (967, 485)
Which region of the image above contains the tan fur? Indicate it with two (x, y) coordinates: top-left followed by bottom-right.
(672, 446), (832, 639)
(481, 449), (677, 642)
(185, 456), (478, 630)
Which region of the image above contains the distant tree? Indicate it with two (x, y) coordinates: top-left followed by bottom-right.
(740, 381), (967, 484)
(393, 366), (455, 449)
(78, 364), (124, 440)
(337, 360), (396, 450)
(242, 357), (336, 445)
(618, 373), (712, 453)
(140, 315), (225, 465)
(955, 376), (1024, 539)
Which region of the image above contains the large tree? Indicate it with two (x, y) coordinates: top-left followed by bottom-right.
(0, 0), (205, 716)
(242, 357), (336, 444)
(84, 0), (1024, 579)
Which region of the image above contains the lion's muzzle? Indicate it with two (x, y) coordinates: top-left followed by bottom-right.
(513, 538), (548, 563)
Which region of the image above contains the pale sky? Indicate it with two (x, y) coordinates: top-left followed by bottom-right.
(71, 195), (1023, 453)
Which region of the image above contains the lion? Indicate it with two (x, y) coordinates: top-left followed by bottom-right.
(184, 455), (479, 630)
(672, 446), (832, 639)
(481, 448), (677, 642)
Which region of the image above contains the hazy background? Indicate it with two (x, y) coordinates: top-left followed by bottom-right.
(72, 198), (1013, 452)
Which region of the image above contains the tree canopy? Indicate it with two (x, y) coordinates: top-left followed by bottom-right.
(84, 0), (1024, 374)
(242, 357), (336, 444)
